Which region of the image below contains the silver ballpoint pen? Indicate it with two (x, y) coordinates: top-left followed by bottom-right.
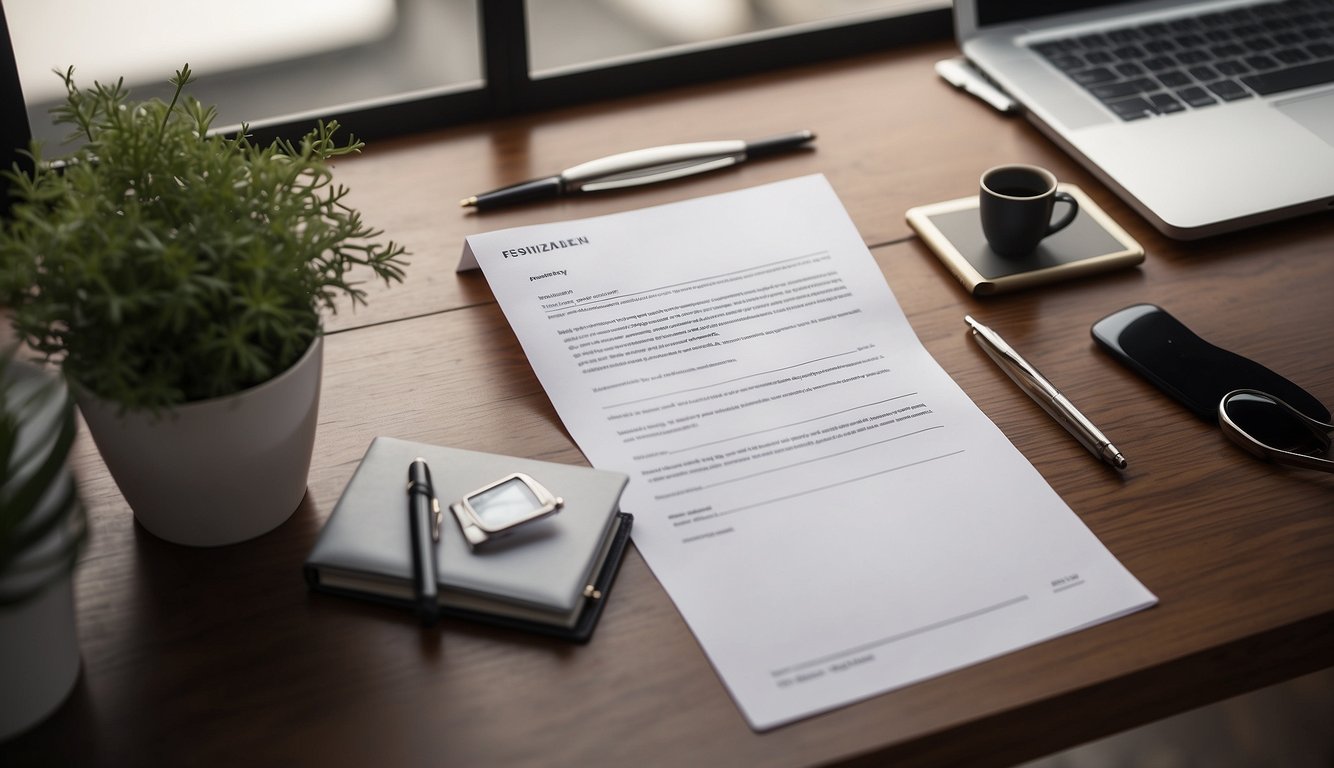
(459, 130), (816, 210)
(965, 315), (1127, 470)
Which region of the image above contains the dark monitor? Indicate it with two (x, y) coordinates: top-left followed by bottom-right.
(977, 1), (1134, 27)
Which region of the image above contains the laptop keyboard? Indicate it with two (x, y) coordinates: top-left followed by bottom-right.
(1030, 0), (1334, 120)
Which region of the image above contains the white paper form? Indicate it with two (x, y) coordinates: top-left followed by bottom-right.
(462, 175), (1156, 730)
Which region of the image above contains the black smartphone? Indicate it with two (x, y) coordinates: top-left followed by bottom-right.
(1090, 304), (1329, 423)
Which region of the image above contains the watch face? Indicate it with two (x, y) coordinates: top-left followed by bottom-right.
(467, 476), (544, 529)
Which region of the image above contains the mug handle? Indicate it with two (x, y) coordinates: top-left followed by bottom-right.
(1046, 191), (1079, 236)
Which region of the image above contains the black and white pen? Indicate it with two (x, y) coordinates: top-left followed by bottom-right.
(935, 57), (1017, 114)
(459, 130), (816, 210)
(407, 458), (442, 626)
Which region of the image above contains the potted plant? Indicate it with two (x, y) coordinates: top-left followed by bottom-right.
(0, 65), (408, 546)
(0, 353), (86, 738)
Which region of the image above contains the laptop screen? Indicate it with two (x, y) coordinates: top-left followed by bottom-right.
(978, 1), (1130, 27)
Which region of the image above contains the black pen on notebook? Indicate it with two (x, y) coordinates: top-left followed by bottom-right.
(965, 316), (1127, 470)
(407, 458), (442, 626)
(459, 130), (816, 210)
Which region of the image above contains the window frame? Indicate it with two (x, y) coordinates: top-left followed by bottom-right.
(0, 0), (951, 156)
(0, 2), (30, 213)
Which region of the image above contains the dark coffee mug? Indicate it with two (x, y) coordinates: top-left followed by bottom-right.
(979, 165), (1079, 257)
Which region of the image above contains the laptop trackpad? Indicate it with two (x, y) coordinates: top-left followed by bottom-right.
(1276, 89), (1334, 147)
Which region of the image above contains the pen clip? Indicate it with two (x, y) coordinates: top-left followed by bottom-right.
(969, 324), (1059, 398)
(580, 156), (743, 192)
(563, 140), (746, 192)
(991, 341), (1048, 389)
(408, 458), (443, 542)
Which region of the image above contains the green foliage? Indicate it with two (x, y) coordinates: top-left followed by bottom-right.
(0, 65), (408, 410)
(0, 354), (86, 605)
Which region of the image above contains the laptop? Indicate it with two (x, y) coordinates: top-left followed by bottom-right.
(956, 0), (1334, 239)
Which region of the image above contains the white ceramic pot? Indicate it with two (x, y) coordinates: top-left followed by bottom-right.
(0, 361), (83, 738)
(76, 336), (323, 547)
(0, 573), (80, 739)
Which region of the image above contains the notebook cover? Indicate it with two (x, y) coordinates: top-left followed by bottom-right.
(906, 184), (1143, 295)
(305, 437), (631, 641)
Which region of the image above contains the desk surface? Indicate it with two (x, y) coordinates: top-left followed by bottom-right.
(5, 39), (1332, 767)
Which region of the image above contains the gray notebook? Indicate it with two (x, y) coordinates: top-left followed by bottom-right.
(305, 437), (631, 640)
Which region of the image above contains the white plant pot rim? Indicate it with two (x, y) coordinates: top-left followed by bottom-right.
(71, 331), (325, 414)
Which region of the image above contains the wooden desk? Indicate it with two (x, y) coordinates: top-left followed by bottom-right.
(5, 39), (1331, 767)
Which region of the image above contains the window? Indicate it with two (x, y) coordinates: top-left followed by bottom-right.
(0, 0), (950, 167)
(528, 1), (948, 77)
(7, 0), (483, 148)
